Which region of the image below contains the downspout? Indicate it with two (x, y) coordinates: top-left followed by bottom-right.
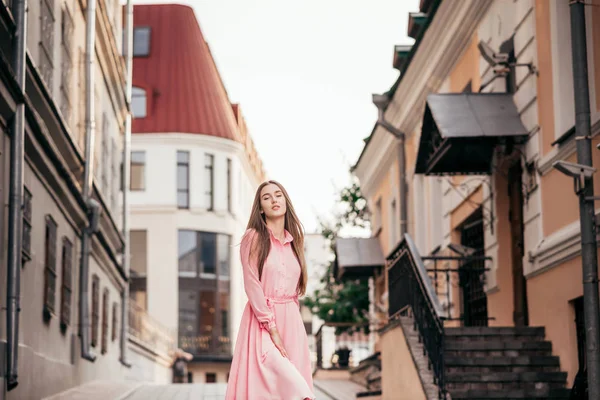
(120, 0), (133, 367)
(78, 0), (98, 362)
(569, 1), (600, 397)
(5, 0), (28, 390)
(375, 113), (408, 238)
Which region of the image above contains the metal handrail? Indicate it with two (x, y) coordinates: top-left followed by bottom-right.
(387, 234), (446, 399)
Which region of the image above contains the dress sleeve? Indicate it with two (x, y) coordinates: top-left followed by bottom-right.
(240, 229), (276, 331)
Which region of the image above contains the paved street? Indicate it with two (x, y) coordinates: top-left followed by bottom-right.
(43, 380), (350, 400)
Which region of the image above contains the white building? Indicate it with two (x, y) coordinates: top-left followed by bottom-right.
(128, 4), (266, 384)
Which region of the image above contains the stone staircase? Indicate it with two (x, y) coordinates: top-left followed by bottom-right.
(350, 352), (382, 398)
(444, 326), (570, 400)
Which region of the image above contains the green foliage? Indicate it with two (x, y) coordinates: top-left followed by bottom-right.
(303, 177), (371, 333)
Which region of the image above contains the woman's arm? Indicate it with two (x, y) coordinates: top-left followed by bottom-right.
(240, 229), (276, 330)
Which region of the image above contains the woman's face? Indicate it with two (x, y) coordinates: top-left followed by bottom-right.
(260, 183), (287, 219)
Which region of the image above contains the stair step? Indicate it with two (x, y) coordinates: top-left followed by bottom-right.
(446, 371), (567, 383)
(445, 327), (545, 337)
(448, 387), (570, 399)
(446, 340), (552, 352)
(446, 355), (560, 367)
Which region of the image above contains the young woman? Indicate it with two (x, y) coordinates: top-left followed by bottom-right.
(225, 181), (314, 400)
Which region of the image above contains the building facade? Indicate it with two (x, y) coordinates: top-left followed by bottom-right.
(0, 0), (152, 398)
(348, 0), (600, 398)
(128, 4), (266, 384)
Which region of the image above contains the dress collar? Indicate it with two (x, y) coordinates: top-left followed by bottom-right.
(267, 227), (294, 245)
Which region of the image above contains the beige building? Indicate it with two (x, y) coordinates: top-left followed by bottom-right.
(345, 0), (600, 398)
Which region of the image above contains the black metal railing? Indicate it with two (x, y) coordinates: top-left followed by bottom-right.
(387, 234), (446, 399)
(179, 333), (231, 358)
(314, 322), (370, 371)
(422, 255), (490, 324)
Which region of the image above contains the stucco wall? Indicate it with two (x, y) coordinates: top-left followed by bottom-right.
(380, 324), (426, 400)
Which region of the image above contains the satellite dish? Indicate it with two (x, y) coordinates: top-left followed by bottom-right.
(478, 40), (509, 67)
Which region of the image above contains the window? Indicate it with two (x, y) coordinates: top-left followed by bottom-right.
(91, 275), (100, 347)
(372, 198), (382, 235)
(550, 0), (576, 139)
(218, 234), (230, 278)
(227, 159), (232, 213)
(220, 292), (229, 337)
(130, 151), (145, 191)
(112, 302), (119, 342)
(205, 154), (214, 210)
(177, 231), (232, 357)
(200, 233), (216, 275)
(130, 230), (148, 310)
(22, 187), (32, 262)
(131, 87), (147, 118)
(60, 6), (73, 123)
(177, 151), (190, 209)
(133, 26), (151, 57)
(43, 216), (58, 321)
(390, 199), (398, 247)
(101, 288), (109, 354)
(60, 238), (73, 331)
(40, 0), (55, 90)
(205, 373), (217, 383)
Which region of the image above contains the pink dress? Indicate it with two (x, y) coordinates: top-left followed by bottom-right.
(225, 228), (314, 400)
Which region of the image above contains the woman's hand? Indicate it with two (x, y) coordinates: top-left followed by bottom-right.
(269, 327), (288, 359)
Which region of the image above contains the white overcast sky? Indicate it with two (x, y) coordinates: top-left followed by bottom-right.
(136, 0), (418, 233)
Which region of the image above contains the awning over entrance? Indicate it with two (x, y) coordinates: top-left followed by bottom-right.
(334, 237), (385, 280)
(415, 93), (529, 175)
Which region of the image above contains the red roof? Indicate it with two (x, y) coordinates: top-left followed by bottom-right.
(131, 4), (240, 141)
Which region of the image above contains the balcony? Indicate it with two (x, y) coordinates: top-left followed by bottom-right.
(179, 333), (232, 362)
(128, 300), (176, 358)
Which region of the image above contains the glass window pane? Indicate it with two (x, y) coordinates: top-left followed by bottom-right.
(177, 165), (188, 190)
(178, 230), (197, 276)
(178, 192), (189, 209)
(200, 233), (216, 274)
(131, 88), (147, 118)
(199, 291), (215, 335)
(130, 230), (147, 276)
(218, 234), (230, 277)
(131, 151), (145, 163)
(177, 151), (189, 163)
(178, 290), (198, 336)
(220, 292), (229, 337)
(133, 27), (151, 56)
(130, 164), (145, 190)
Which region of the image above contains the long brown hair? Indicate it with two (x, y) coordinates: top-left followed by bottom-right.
(246, 180), (307, 296)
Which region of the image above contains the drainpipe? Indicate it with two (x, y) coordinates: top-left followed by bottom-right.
(372, 94), (408, 238)
(120, 0), (133, 367)
(569, 1), (600, 397)
(78, 0), (98, 362)
(5, 0), (28, 390)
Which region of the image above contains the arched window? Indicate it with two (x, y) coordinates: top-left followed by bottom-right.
(131, 87), (147, 118)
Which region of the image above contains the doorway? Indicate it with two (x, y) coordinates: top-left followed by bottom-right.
(508, 162), (529, 326)
(459, 208), (489, 327)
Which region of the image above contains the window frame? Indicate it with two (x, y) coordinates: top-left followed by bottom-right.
(227, 158), (232, 213)
(177, 151), (190, 209)
(112, 301), (119, 342)
(60, 237), (73, 332)
(131, 86), (147, 119)
(22, 186), (32, 262)
(130, 150), (146, 191)
(101, 288), (109, 354)
(91, 274), (100, 347)
(133, 26), (151, 57)
(204, 154), (214, 211)
(43, 215), (58, 321)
